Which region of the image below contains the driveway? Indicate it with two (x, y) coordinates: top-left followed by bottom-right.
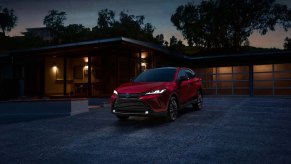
(1, 97), (291, 163)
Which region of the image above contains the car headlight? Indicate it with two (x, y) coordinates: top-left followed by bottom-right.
(145, 89), (166, 95)
(113, 90), (118, 95)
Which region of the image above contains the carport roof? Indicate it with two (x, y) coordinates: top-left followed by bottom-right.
(1, 37), (189, 59)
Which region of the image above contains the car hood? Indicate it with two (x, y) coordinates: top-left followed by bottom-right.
(116, 82), (172, 94)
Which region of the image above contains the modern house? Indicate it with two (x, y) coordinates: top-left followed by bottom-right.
(0, 37), (187, 100)
(22, 27), (56, 41)
(0, 37), (291, 100)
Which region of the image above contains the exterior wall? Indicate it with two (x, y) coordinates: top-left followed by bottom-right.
(26, 28), (54, 41)
(194, 63), (291, 96)
(43, 49), (154, 97)
(0, 63), (18, 100)
(0, 99), (88, 120)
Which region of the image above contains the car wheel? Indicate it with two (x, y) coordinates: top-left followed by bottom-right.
(167, 96), (178, 121)
(193, 89), (203, 110)
(116, 115), (129, 121)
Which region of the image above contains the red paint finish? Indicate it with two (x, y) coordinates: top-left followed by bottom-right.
(111, 67), (202, 117)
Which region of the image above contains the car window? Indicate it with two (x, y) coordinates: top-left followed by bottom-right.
(177, 69), (188, 80)
(185, 69), (196, 79)
(134, 68), (177, 82)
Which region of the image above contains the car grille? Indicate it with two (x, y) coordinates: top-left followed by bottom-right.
(113, 95), (151, 114)
(118, 93), (141, 99)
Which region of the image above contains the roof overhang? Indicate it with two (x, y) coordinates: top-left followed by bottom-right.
(189, 50), (291, 67)
(2, 37), (187, 60)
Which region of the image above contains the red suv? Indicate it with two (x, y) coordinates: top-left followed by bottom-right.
(110, 67), (203, 121)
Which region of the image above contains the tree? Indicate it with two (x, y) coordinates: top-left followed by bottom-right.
(61, 24), (91, 43)
(43, 10), (67, 39)
(284, 37), (291, 50)
(93, 9), (159, 43)
(0, 6), (17, 36)
(169, 36), (178, 47)
(97, 9), (115, 29)
(169, 35), (185, 51)
(171, 0), (291, 51)
(155, 34), (165, 45)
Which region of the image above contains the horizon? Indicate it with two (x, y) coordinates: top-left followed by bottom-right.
(1, 0), (291, 49)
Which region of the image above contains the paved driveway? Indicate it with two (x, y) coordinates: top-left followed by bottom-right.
(1, 97), (291, 163)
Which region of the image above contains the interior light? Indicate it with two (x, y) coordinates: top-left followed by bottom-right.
(52, 65), (58, 72)
(141, 52), (148, 59)
(84, 57), (88, 63)
(84, 65), (88, 70)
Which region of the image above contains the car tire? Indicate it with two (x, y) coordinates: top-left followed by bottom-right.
(167, 96), (178, 121)
(116, 115), (129, 121)
(193, 89), (203, 111)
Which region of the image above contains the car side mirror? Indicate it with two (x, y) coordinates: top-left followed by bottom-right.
(177, 76), (188, 85)
(180, 76), (188, 81)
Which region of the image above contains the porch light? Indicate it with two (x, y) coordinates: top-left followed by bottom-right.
(52, 65), (58, 73)
(84, 57), (88, 63)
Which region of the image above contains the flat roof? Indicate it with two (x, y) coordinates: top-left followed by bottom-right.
(189, 50), (291, 60)
(2, 37), (189, 59)
(1, 37), (291, 62)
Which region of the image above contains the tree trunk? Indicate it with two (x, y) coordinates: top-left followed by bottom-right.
(234, 29), (240, 53)
(1, 27), (5, 36)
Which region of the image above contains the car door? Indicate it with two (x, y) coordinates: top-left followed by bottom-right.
(177, 69), (189, 105)
(185, 69), (197, 101)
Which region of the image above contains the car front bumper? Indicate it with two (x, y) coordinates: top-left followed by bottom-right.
(111, 93), (169, 116)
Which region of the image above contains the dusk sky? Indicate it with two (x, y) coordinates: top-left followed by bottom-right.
(1, 0), (291, 49)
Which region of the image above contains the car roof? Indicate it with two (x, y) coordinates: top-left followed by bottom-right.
(152, 67), (191, 70)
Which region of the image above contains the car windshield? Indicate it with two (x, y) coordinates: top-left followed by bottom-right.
(134, 68), (177, 82)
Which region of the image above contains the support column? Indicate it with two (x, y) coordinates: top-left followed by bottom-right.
(63, 56), (67, 96)
(139, 50), (142, 73)
(40, 56), (45, 97)
(151, 51), (154, 68)
(88, 53), (92, 97)
(128, 50), (131, 78)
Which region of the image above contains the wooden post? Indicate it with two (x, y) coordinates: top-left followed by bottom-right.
(63, 56), (67, 96)
(88, 53), (92, 97)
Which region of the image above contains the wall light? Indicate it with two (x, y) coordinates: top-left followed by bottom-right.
(52, 65), (58, 73)
(84, 65), (88, 70)
(141, 52), (148, 59)
(84, 57), (89, 63)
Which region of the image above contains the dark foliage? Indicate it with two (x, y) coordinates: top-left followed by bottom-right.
(171, 0), (291, 51)
(0, 6), (17, 36)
